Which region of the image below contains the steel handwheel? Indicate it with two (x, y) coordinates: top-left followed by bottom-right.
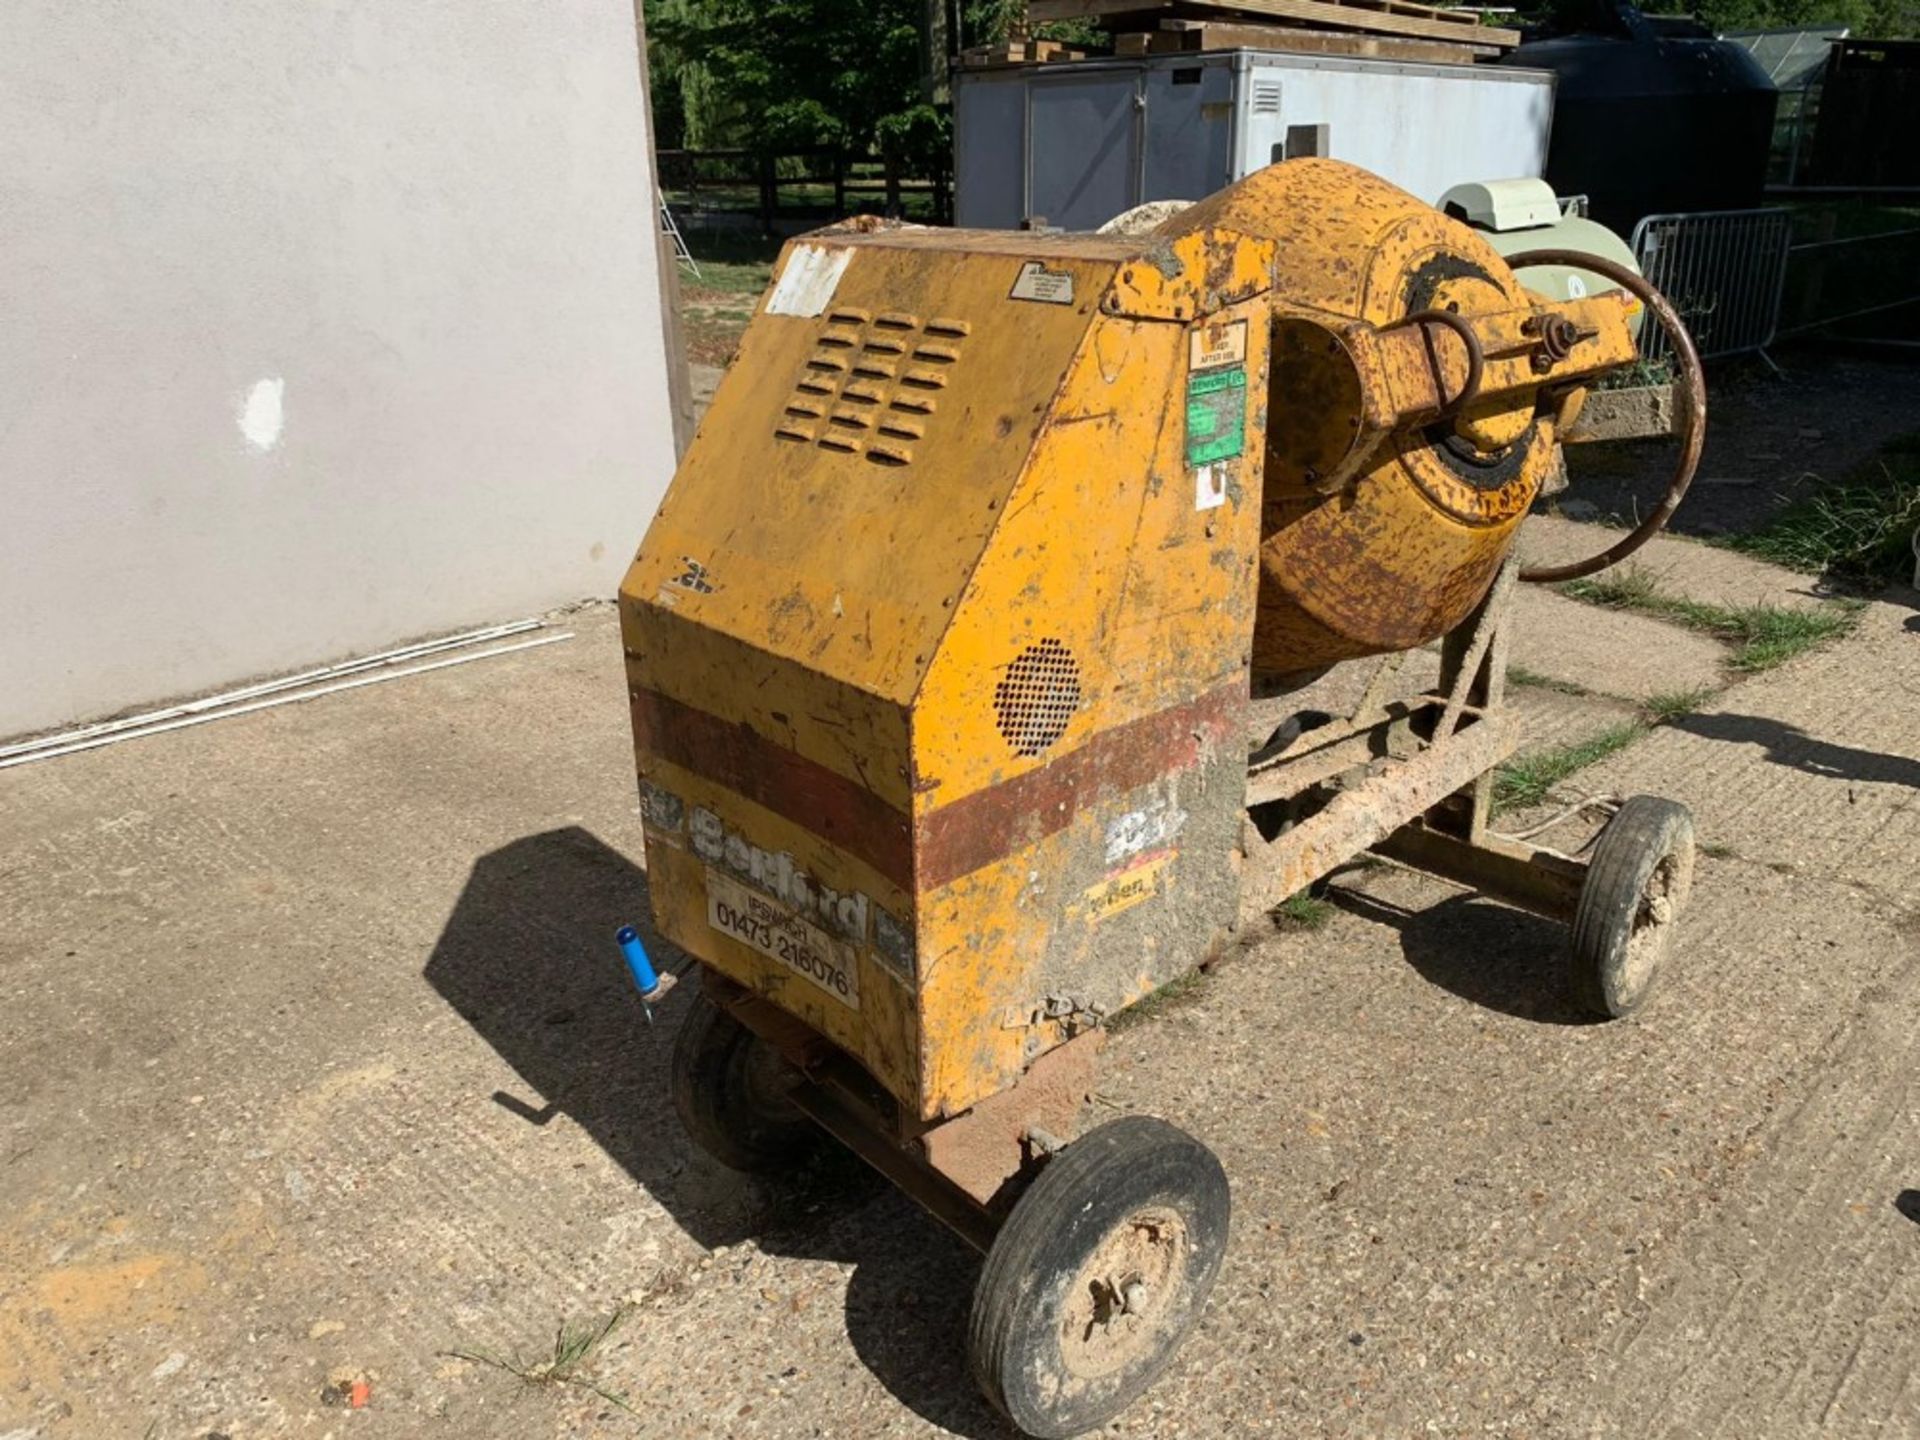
(1508, 249), (1710, 585)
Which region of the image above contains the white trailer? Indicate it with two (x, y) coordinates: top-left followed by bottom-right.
(953, 49), (1556, 230)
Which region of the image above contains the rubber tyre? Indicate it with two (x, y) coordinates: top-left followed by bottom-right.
(669, 991), (817, 1173)
(968, 1116), (1230, 1439)
(1569, 795), (1696, 1019)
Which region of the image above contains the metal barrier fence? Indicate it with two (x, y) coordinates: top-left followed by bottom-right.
(1777, 224), (1920, 340)
(1629, 208), (1794, 362)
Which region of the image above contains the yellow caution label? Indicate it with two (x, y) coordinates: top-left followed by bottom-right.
(1085, 850), (1175, 923)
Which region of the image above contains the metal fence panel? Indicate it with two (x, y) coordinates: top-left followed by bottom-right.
(1629, 208), (1794, 361)
(1778, 224), (1920, 338)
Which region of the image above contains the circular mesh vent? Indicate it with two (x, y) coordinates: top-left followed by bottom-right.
(993, 638), (1081, 758)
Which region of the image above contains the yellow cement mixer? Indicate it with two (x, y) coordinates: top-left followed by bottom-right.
(618, 159), (1705, 1438)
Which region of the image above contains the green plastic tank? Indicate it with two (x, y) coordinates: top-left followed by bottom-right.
(1439, 178), (1645, 339)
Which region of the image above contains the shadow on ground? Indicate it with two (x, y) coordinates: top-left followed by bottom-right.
(1331, 886), (1597, 1026)
(1671, 713), (1920, 790)
(423, 826), (1013, 1439)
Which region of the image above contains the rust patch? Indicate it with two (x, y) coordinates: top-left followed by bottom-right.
(1143, 242), (1185, 281)
(916, 681), (1241, 892)
(631, 687), (913, 890)
(919, 1029), (1104, 1206)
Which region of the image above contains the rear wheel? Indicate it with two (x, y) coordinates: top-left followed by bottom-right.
(1569, 795), (1695, 1018)
(670, 990), (817, 1173)
(968, 1115), (1230, 1438)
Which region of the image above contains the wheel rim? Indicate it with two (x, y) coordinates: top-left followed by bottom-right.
(1058, 1206), (1191, 1381)
(1617, 849), (1684, 1002)
(733, 1034), (803, 1128)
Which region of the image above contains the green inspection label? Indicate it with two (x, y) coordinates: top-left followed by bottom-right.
(1186, 364), (1246, 467)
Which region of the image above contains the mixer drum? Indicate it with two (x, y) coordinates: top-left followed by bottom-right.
(1162, 161), (1570, 684)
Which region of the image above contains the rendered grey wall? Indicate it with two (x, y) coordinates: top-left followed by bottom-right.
(0, 1), (679, 737)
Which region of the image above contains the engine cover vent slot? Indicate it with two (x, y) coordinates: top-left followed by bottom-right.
(775, 311), (969, 465)
(993, 639), (1082, 758)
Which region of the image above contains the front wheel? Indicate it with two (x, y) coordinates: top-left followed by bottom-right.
(1569, 795), (1696, 1018)
(968, 1115), (1230, 1438)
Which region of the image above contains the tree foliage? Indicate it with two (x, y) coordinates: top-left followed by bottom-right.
(646, 0), (944, 165)
(1720, 0), (1912, 32)
(641, 1), (1108, 168)
(1682, 0), (1916, 33)
(962, 0), (1104, 44)
(1529, 0), (1918, 37)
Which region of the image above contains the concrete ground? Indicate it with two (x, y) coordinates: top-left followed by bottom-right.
(3, 520), (1918, 1440)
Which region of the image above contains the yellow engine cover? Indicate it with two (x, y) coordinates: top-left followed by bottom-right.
(623, 223), (1273, 1120)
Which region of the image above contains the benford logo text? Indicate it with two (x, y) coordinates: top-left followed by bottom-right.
(689, 807), (870, 943)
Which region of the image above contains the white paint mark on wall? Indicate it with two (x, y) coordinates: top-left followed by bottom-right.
(239, 377), (285, 450)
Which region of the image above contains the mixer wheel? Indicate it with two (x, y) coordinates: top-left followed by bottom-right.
(1569, 796), (1696, 1019)
(670, 990), (817, 1173)
(968, 1116), (1229, 1438)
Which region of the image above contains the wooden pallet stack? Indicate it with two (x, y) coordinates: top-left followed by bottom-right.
(958, 36), (1092, 66)
(1019, 0), (1520, 66)
(958, 12), (1093, 67)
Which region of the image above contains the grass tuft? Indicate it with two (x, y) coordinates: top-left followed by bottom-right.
(1561, 568), (1862, 673)
(1562, 568), (1660, 609)
(446, 1306), (636, 1415)
(1594, 355), (1675, 391)
(1642, 685), (1717, 723)
(1727, 436), (1920, 586)
(1494, 722), (1648, 815)
(1721, 602), (1864, 672)
(1273, 890), (1336, 931)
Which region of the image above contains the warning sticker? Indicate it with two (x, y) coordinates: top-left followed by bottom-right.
(1186, 366), (1247, 468)
(1086, 850), (1175, 924)
(1194, 461), (1229, 511)
(1189, 319), (1248, 371)
(706, 869), (860, 1009)
(1010, 261), (1075, 305)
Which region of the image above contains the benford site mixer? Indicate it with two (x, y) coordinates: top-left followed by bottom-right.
(617, 159), (1706, 1437)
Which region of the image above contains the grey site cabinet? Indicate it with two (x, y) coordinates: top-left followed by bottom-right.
(954, 49), (1556, 230)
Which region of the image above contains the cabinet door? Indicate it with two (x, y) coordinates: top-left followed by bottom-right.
(1028, 73), (1140, 230)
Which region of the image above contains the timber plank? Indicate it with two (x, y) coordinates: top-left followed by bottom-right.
(1028, 0), (1521, 48)
(1140, 19), (1492, 60)
(958, 38), (1089, 66)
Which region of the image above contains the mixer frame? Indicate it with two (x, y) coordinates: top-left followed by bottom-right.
(692, 550), (1676, 1234)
